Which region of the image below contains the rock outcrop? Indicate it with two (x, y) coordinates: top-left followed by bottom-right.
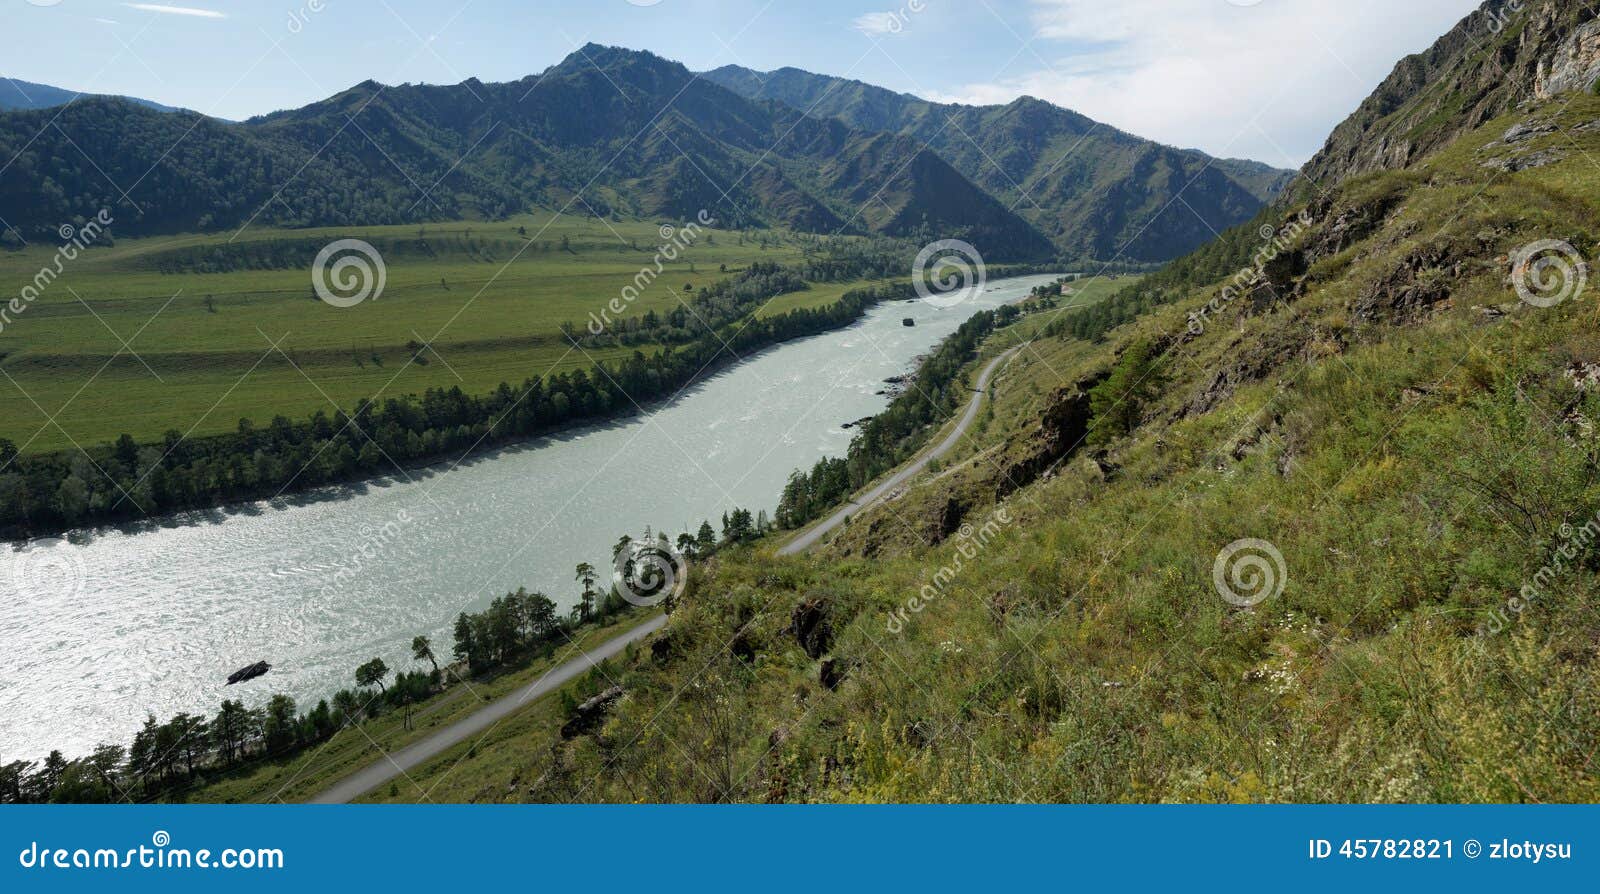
(1296, 2), (1597, 194)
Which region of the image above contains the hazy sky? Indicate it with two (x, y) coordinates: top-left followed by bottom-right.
(9, 0), (1486, 166)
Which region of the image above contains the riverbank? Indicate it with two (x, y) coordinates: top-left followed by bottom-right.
(1, 264), (1061, 541)
(0, 273), (1065, 762)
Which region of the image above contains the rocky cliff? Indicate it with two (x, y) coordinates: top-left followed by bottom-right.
(1297, 1), (1598, 193)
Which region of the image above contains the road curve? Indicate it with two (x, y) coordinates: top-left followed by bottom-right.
(309, 613), (666, 804)
(778, 345), (1021, 556)
(312, 346), (1017, 801)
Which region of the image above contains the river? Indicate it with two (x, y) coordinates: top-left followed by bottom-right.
(0, 274), (1057, 758)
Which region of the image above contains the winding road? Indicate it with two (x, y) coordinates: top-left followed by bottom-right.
(778, 345), (1021, 555)
(309, 614), (666, 804)
(310, 346), (1018, 803)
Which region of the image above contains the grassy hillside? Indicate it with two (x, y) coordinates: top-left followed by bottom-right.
(367, 91), (1600, 803)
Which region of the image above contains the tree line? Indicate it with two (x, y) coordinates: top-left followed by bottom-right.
(0, 509), (781, 804)
(0, 251), (929, 538)
(775, 301), (1024, 529)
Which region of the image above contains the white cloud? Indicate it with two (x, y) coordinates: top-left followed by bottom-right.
(853, 11), (907, 37)
(931, 0), (1486, 166)
(122, 3), (226, 18)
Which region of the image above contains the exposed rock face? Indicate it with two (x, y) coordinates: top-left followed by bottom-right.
(1295, 2), (1596, 193)
(931, 497), (967, 545)
(1500, 120), (1558, 143)
(819, 657), (844, 691)
(996, 376), (1099, 498)
(790, 598), (833, 660)
(1536, 18), (1600, 97)
(1353, 239), (1472, 322)
(1302, 188), (1408, 261)
(1480, 148), (1567, 171)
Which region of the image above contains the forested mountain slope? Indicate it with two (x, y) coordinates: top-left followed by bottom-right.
(703, 64), (1293, 262)
(0, 47), (1051, 258)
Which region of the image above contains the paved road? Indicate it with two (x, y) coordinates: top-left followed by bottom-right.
(778, 345), (1021, 556)
(312, 347), (1016, 802)
(309, 613), (667, 804)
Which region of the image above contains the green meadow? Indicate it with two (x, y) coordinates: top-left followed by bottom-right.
(0, 213), (817, 454)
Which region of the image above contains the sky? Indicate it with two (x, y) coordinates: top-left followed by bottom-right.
(7, 0), (1487, 167)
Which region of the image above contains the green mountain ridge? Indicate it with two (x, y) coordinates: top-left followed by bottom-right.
(0, 75), (188, 115)
(701, 63), (1295, 262)
(0, 46), (1053, 260)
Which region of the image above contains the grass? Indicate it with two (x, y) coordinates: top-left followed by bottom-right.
(753, 278), (892, 318)
(0, 212), (822, 453)
(187, 608), (661, 804)
(372, 95), (1600, 803)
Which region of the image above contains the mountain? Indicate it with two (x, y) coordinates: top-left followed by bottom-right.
(0, 76), (185, 114)
(348, 3), (1600, 804)
(0, 47), (1052, 259)
(702, 64), (1295, 263)
(1297, 0), (1599, 192)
